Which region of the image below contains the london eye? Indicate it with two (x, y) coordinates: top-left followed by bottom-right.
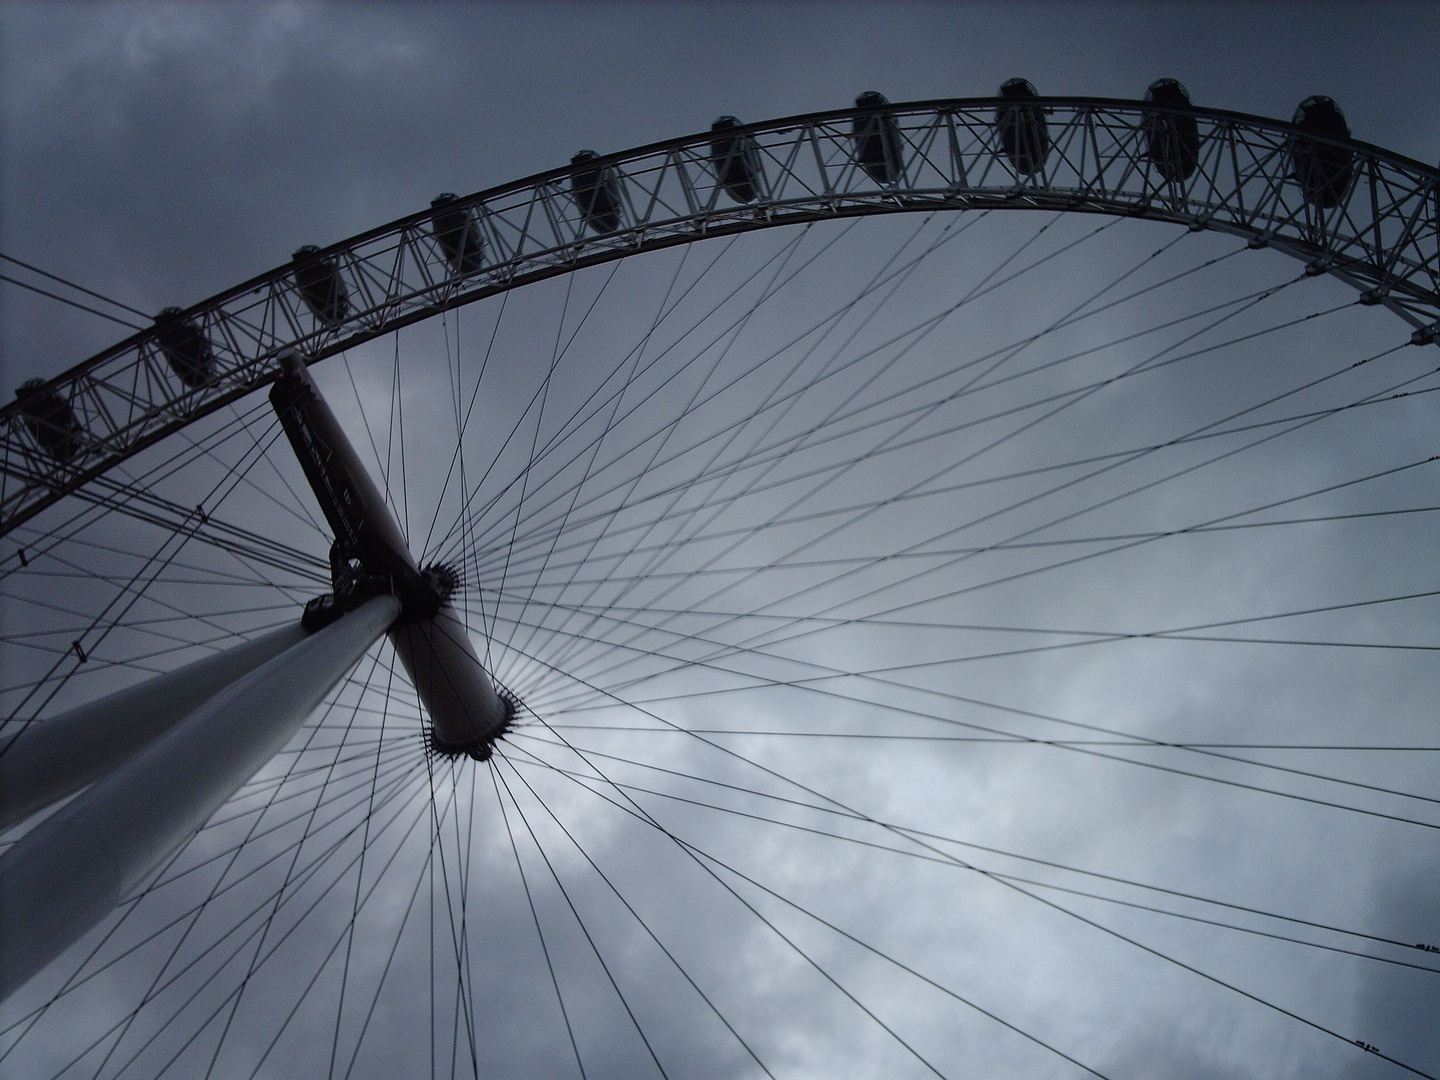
(2, 45), (1440, 1080)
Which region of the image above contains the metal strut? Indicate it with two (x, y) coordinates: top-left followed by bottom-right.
(267, 351), (513, 758)
(0, 595), (400, 1001)
(0, 622), (308, 833)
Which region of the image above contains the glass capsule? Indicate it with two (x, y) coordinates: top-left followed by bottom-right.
(291, 245), (351, 327)
(1288, 95), (1355, 210)
(15, 378), (83, 463)
(570, 151), (623, 235)
(996, 78), (1049, 177)
(710, 116), (763, 203)
(1143, 78), (1201, 183)
(153, 307), (215, 388)
(430, 194), (484, 275)
(852, 91), (904, 186)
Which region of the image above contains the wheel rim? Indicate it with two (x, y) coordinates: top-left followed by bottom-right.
(3, 96), (1436, 537)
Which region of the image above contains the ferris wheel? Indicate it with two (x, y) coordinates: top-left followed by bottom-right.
(2, 81), (1439, 1079)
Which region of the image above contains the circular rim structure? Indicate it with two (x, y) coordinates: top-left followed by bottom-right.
(2, 95), (1438, 539)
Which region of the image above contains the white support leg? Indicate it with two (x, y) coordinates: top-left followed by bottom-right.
(0, 595), (398, 1003)
(0, 622), (309, 832)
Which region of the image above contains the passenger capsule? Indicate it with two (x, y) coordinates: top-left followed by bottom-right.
(430, 193), (484, 275)
(14, 379), (83, 463)
(570, 150), (623, 235)
(1142, 78), (1200, 183)
(290, 245), (351, 327)
(852, 91), (903, 186)
(153, 307), (215, 388)
(996, 78), (1050, 177)
(710, 116), (763, 203)
(1287, 96), (1355, 209)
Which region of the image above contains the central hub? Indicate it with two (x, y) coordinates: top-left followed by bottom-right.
(269, 351), (513, 759)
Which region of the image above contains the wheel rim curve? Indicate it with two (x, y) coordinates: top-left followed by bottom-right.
(2, 95), (1437, 539)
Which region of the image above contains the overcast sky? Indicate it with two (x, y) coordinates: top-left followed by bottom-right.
(2, 5), (1440, 1080)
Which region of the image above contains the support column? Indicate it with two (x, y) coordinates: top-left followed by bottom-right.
(0, 622), (308, 832)
(0, 595), (398, 1003)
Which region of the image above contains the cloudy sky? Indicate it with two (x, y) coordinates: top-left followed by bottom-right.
(2, 4), (1440, 1080)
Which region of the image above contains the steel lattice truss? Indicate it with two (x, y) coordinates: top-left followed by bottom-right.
(3, 96), (1438, 538)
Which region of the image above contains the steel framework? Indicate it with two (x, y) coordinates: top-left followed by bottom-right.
(3, 95), (1438, 538)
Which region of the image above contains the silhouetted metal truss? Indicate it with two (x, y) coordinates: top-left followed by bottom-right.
(3, 96), (1438, 537)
